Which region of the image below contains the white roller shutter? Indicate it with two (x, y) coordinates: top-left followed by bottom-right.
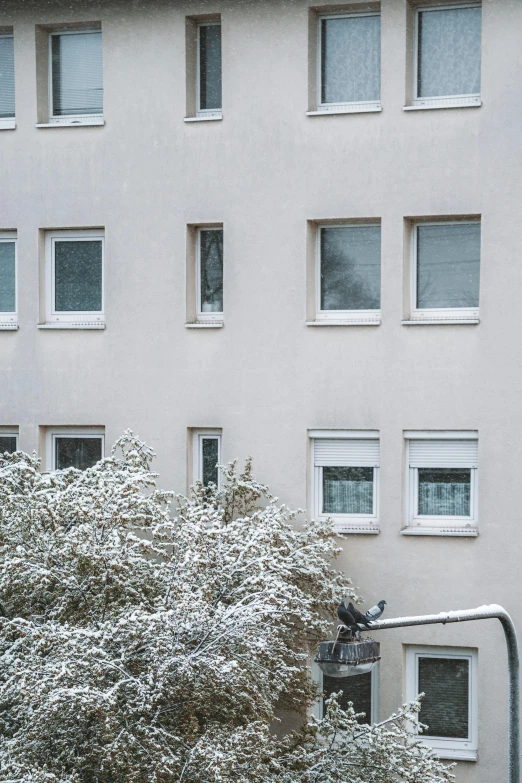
(409, 439), (478, 468)
(314, 439), (379, 467)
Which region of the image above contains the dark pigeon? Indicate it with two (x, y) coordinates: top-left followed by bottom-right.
(348, 602), (372, 628)
(337, 600), (357, 628)
(365, 600), (387, 622)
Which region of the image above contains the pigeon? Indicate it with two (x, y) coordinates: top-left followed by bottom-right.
(348, 602), (372, 628)
(337, 600), (357, 628)
(365, 600), (387, 622)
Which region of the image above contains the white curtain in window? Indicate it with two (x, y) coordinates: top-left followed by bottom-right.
(321, 15), (380, 104)
(416, 223), (480, 310)
(323, 477), (373, 514)
(418, 657), (469, 739)
(418, 6), (481, 98)
(418, 477), (470, 516)
(0, 36), (15, 118)
(0, 242), (15, 312)
(52, 32), (103, 116)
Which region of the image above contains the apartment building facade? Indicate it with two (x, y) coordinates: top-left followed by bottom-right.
(0, 0), (519, 778)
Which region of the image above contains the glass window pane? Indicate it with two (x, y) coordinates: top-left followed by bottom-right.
(54, 240), (102, 312)
(55, 437), (102, 470)
(418, 7), (481, 98)
(323, 466), (373, 515)
(416, 223), (480, 310)
(0, 436), (17, 453)
(418, 468), (471, 516)
(200, 229), (223, 313)
(52, 32), (103, 116)
(418, 657), (469, 739)
(0, 242), (15, 312)
(199, 25), (222, 110)
(0, 36), (15, 118)
(321, 225), (381, 311)
(323, 671), (372, 724)
(201, 438), (219, 486)
(321, 15), (380, 104)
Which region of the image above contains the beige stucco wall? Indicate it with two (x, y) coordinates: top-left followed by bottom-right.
(1, 0), (521, 778)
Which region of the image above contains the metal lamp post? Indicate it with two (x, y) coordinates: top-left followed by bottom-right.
(316, 604), (519, 783)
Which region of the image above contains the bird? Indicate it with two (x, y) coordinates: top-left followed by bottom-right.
(337, 600), (357, 628)
(348, 602), (372, 628)
(365, 600), (387, 622)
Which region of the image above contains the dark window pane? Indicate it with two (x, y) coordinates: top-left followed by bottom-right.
(0, 436), (16, 453)
(418, 7), (481, 98)
(202, 438), (219, 486)
(0, 241), (15, 312)
(418, 657), (469, 739)
(54, 240), (102, 312)
(52, 32), (103, 116)
(417, 223), (480, 309)
(200, 230), (223, 313)
(199, 25), (222, 110)
(323, 466), (373, 514)
(321, 15), (380, 104)
(0, 36), (15, 118)
(418, 468), (470, 516)
(323, 671), (372, 724)
(55, 437), (102, 470)
(321, 226), (381, 310)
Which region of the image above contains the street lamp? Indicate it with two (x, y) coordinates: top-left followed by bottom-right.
(315, 604), (520, 783)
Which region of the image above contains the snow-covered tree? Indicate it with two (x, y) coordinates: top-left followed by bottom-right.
(0, 432), (453, 783)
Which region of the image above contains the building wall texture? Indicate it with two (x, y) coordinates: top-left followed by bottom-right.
(0, 0), (520, 779)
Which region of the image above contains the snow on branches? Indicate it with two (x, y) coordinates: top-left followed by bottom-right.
(0, 432), (453, 783)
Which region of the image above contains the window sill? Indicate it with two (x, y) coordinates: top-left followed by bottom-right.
(35, 117), (105, 128)
(0, 119), (16, 130)
(402, 319), (479, 326)
(0, 322), (18, 330)
(306, 319), (380, 327)
(428, 748), (477, 762)
(184, 114), (222, 123)
(335, 525), (380, 535)
(401, 527), (478, 538)
(404, 98), (481, 111)
(307, 103), (381, 116)
(185, 322), (224, 329)
(38, 322), (106, 330)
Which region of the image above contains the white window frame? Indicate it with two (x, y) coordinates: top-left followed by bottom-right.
(196, 21), (222, 120)
(310, 430), (380, 533)
(0, 232), (17, 327)
(0, 427), (18, 452)
(48, 29), (103, 126)
(44, 229), (105, 326)
(410, 220), (480, 322)
(46, 427), (105, 471)
(311, 660), (379, 724)
(0, 33), (15, 129)
(317, 12), (381, 114)
(196, 226), (223, 323)
(316, 224), (381, 324)
(405, 646), (478, 760)
(192, 429), (222, 487)
(405, 431), (478, 531)
(413, 3), (481, 109)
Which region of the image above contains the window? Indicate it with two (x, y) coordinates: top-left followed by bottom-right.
(317, 224), (381, 323)
(405, 432), (478, 531)
(0, 32), (15, 128)
(197, 22), (222, 117)
(43, 229), (104, 327)
(49, 29), (103, 124)
(0, 427), (17, 454)
(410, 220), (480, 322)
(46, 428), (104, 471)
(197, 227), (223, 321)
(312, 661), (379, 724)
(192, 430), (222, 487)
(414, 4), (481, 108)
(318, 12), (381, 112)
(406, 646), (478, 760)
(311, 431), (379, 532)
(0, 232), (17, 328)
